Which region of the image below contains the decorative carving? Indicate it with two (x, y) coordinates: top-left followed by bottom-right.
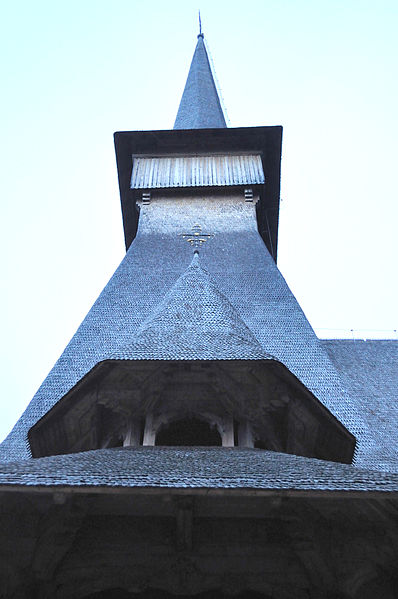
(244, 187), (254, 201)
(141, 191), (151, 204)
(181, 223), (214, 248)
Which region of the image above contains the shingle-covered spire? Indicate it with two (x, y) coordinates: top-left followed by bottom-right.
(174, 34), (227, 130)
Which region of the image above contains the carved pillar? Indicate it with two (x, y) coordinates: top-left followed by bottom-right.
(220, 415), (234, 447)
(123, 420), (141, 447)
(238, 419), (254, 448)
(143, 412), (156, 446)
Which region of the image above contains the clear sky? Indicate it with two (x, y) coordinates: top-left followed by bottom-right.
(1, 0), (397, 443)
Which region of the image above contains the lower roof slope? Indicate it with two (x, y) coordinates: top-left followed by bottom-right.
(0, 446), (397, 493)
(323, 339), (398, 473)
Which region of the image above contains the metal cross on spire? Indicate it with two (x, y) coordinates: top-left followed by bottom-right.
(181, 223), (214, 250)
(198, 10), (203, 38)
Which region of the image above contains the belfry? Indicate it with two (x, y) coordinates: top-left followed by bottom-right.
(0, 31), (397, 599)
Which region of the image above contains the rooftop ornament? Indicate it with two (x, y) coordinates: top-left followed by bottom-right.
(198, 10), (203, 39)
(181, 223), (214, 249)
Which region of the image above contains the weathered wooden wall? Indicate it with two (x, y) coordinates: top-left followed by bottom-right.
(0, 489), (396, 599)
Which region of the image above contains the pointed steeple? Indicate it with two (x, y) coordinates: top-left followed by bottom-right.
(174, 33), (227, 129)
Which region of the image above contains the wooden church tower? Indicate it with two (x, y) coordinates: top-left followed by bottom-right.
(0, 31), (397, 599)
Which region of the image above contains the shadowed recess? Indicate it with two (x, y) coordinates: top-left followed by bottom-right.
(155, 417), (222, 446)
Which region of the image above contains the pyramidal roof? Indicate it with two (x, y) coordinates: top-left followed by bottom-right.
(111, 253), (269, 361)
(174, 34), (227, 129)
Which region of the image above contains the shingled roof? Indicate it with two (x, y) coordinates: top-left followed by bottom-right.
(0, 31), (396, 486)
(323, 339), (398, 473)
(174, 34), (227, 129)
(0, 446), (397, 493)
(112, 253), (269, 361)
(0, 195), (392, 471)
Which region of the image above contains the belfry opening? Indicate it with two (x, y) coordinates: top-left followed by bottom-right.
(28, 358), (355, 463)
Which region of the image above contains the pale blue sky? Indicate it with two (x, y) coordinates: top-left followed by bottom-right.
(1, 0), (397, 442)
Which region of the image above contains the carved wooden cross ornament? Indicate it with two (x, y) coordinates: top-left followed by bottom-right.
(181, 224), (214, 248)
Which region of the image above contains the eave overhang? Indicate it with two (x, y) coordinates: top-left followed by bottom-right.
(1, 485), (397, 498)
(114, 126), (283, 261)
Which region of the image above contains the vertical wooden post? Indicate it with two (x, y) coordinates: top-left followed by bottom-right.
(123, 420), (141, 447)
(238, 419), (254, 448)
(143, 412), (156, 446)
(221, 415), (234, 447)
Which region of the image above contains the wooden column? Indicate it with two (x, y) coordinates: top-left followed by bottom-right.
(238, 419), (254, 448)
(123, 420), (141, 447)
(221, 415), (234, 447)
(143, 412), (156, 446)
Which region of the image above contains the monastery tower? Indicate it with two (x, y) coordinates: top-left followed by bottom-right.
(0, 31), (397, 599)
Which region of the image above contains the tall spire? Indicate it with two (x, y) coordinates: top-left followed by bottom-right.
(174, 32), (227, 129)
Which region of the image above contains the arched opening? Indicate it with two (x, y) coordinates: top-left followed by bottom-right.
(155, 417), (222, 446)
(30, 359), (355, 463)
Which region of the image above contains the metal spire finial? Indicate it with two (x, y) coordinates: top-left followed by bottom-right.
(198, 10), (204, 38)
